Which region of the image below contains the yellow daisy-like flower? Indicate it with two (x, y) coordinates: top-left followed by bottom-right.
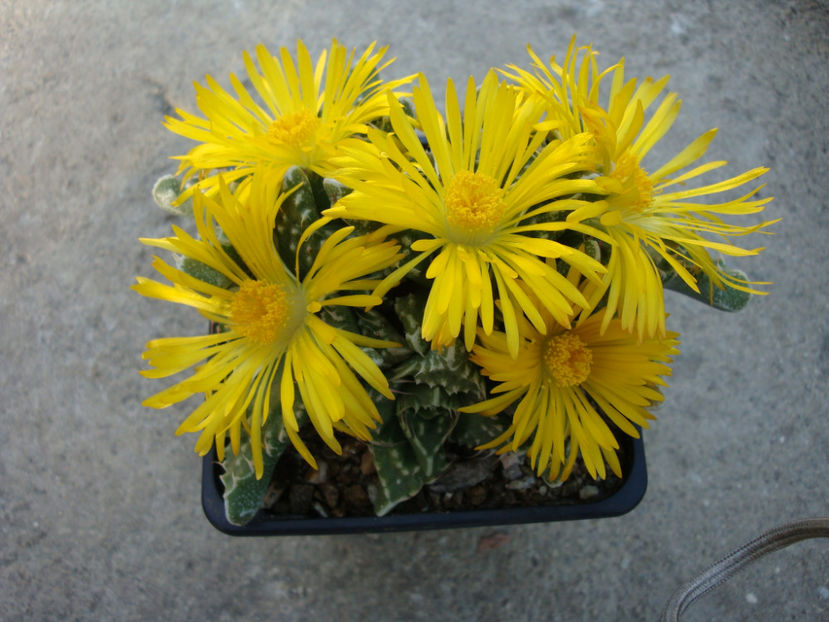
(132, 176), (402, 478)
(164, 39), (412, 199)
(326, 70), (607, 357)
(504, 38), (778, 338)
(461, 281), (679, 481)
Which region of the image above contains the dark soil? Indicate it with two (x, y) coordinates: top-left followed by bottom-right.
(261, 430), (627, 519)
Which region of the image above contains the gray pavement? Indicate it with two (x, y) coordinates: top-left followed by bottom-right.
(2, 1), (828, 620)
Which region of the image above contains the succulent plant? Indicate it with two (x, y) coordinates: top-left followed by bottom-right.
(137, 39), (773, 527)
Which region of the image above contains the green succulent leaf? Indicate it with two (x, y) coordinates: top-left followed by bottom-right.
(322, 177), (352, 205)
(320, 306), (360, 334)
(391, 339), (486, 396)
(152, 174), (192, 215)
(178, 237), (249, 288)
(370, 397), (427, 516)
(393, 293), (429, 355)
(582, 237), (602, 263)
(662, 259), (753, 312)
(219, 403), (305, 526)
(178, 255), (234, 289)
(395, 383), (482, 413)
(275, 167), (340, 279)
(354, 309), (411, 369)
(391, 232), (432, 282)
(398, 407), (456, 479)
(451, 412), (513, 448)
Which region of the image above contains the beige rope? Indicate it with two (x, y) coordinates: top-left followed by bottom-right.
(660, 517), (829, 621)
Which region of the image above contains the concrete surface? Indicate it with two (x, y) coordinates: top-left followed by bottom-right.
(1, 1), (828, 620)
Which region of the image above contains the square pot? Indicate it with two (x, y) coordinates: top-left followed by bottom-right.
(201, 434), (647, 536)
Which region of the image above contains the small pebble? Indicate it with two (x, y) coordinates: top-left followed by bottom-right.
(305, 460), (328, 484)
(428, 455), (498, 492)
(343, 484), (369, 511)
(817, 586), (829, 600)
(360, 451), (376, 476)
(579, 485), (600, 500)
(366, 482), (378, 505)
(506, 475), (536, 490)
(320, 483), (340, 509)
(467, 485), (486, 505)
(745, 592), (758, 605)
(263, 482), (286, 507)
(544, 478), (564, 490)
(499, 453), (524, 480)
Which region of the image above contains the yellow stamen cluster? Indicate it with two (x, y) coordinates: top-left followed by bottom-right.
(230, 281), (294, 344)
(269, 110), (321, 147)
(444, 171), (506, 234)
(543, 333), (593, 387)
(610, 152), (654, 212)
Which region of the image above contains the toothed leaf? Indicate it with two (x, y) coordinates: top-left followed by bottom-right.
(452, 412), (513, 448)
(399, 408), (456, 478)
(220, 403), (306, 526)
(370, 398), (427, 516)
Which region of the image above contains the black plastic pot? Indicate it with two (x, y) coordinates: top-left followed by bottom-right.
(201, 434), (647, 536)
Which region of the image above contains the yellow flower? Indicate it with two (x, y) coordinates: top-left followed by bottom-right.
(164, 39), (412, 199)
(504, 38), (778, 338)
(326, 71), (606, 357)
(501, 37), (613, 143)
(132, 176), (402, 477)
(461, 279), (679, 481)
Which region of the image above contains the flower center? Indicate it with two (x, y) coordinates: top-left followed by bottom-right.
(268, 109), (321, 147)
(444, 171), (506, 234)
(230, 281), (295, 344)
(610, 152), (654, 212)
(542, 333), (593, 387)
